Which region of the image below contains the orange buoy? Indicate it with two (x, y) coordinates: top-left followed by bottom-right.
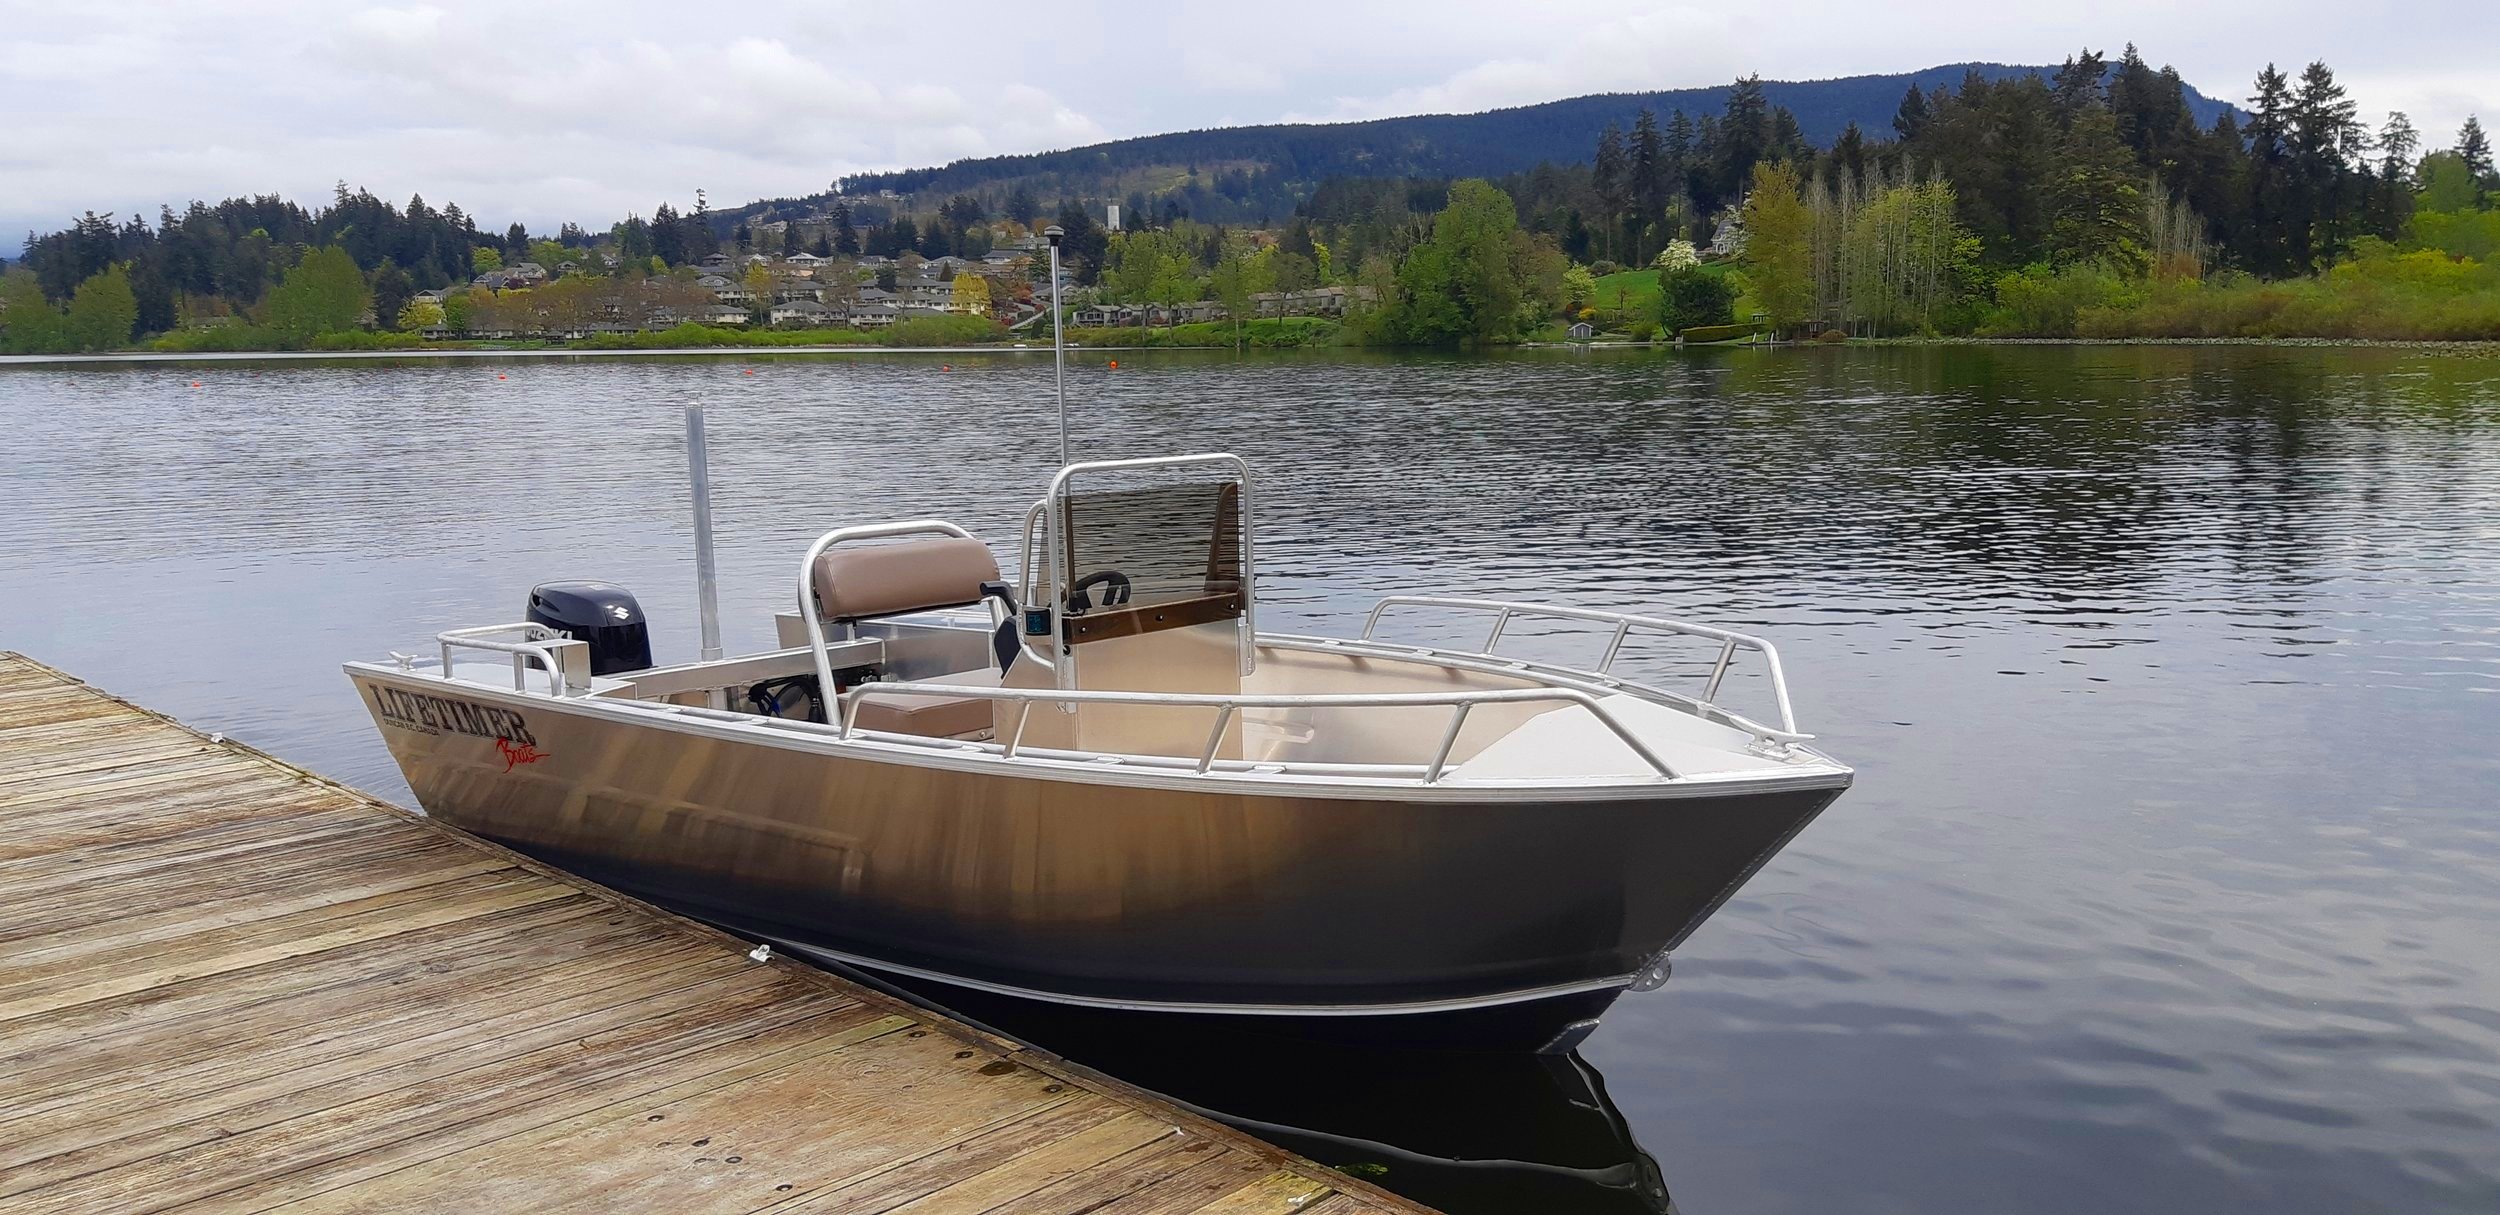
(1108, 360), (1119, 369)
(189, 381), (201, 388)
(942, 364), (952, 371)
(497, 373), (507, 380)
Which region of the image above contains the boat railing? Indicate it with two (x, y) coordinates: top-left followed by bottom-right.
(435, 624), (589, 696)
(834, 681), (1679, 784)
(1357, 596), (1803, 740)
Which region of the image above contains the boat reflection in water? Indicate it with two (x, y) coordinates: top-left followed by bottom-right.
(877, 975), (1676, 1215)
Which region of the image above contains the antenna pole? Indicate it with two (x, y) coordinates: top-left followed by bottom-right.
(1044, 224), (1068, 468)
(684, 400), (723, 665)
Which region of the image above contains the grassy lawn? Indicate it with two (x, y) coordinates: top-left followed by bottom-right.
(1591, 269), (1661, 314)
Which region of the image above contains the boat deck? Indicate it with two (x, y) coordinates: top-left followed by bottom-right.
(0, 652), (1430, 1215)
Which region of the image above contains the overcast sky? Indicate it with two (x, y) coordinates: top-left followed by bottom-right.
(5, 1), (2495, 241)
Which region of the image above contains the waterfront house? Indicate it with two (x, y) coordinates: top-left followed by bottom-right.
(700, 304), (750, 326)
(1568, 321), (1595, 339)
(769, 299), (834, 327)
(849, 303), (899, 328)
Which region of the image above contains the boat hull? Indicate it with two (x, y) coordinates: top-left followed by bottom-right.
(350, 670), (1843, 1048)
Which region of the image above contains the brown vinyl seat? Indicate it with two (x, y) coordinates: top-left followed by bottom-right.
(815, 536), (1005, 740)
(813, 536), (1000, 621)
(850, 669), (1000, 739)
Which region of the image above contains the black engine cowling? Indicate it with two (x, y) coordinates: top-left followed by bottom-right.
(525, 581), (653, 675)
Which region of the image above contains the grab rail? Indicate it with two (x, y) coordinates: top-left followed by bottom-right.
(1359, 596), (1804, 740)
(834, 680), (1679, 784)
(795, 519), (982, 729)
(436, 623), (577, 696)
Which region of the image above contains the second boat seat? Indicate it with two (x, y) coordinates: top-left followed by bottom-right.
(814, 536), (1002, 622)
(815, 535), (1010, 739)
(852, 668), (1000, 739)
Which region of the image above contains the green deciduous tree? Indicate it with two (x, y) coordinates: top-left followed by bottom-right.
(1207, 245), (1275, 350)
(260, 246), (370, 341)
(65, 264), (139, 351)
(1739, 161), (1814, 329)
(1383, 179), (1527, 345)
(2417, 152), (2480, 213)
(1, 269), (71, 353)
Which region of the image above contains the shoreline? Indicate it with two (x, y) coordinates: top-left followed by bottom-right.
(5, 335), (2497, 367)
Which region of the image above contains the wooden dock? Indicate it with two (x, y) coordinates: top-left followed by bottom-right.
(0, 653), (1431, 1215)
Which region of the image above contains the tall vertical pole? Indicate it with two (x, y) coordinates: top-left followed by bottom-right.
(1044, 224), (1068, 468)
(684, 400), (723, 666)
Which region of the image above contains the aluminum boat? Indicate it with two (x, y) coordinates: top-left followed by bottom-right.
(346, 447), (1849, 1053)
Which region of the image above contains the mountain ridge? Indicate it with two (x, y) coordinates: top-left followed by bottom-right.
(748, 61), (2237, 225)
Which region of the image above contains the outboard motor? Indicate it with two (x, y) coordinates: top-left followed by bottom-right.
(526, 581), (653, 675)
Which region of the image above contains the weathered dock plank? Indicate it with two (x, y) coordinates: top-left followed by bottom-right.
(0, 653), (1429, 1215)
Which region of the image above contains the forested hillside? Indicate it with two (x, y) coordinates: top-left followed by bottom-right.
(806, 61), (2236, 225)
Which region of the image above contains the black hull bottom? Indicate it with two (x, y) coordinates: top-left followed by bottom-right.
(822, 965), (1680, 1214)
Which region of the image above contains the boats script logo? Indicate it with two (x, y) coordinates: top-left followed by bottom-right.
(369, 685), (539, 750)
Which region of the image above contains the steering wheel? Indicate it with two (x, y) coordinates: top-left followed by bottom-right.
(1068, 570), (1134, 613)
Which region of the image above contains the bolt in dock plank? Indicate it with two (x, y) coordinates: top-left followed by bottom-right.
(0, 653), (1433, 1215)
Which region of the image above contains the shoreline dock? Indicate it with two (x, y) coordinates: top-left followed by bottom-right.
(0, 651), (1431, 1214)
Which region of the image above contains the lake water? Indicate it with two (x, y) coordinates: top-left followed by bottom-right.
(4, 345), (2497, 1213)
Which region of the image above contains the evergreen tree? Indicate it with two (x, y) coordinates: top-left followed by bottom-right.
(1893, 84), (1932, 142)
(2051, 49), (2107, 125)
(1663, 111), (1693, 196)
(2047, 105), (2147, 268)
(1591, 123), (1628, 260)
(650, 203), (686, 266)
(2288, 60), (2362, 269)
(2460, 116), (2495, 201)
(369, 258), (415, 330)
(2242, 65), (2297, 276)
(616, 214), (653, 266)
(1769, 107), (1810, 164)
(1005, 185), (1039, 227)
(1830, 123), (1869, 184)
(830, 201), (859, 254)
(2373, 112), (2421, 237)
(684, 197), (717, 262)
(1630, 109), (1667, 253)
(126, 256), (176, 335)
(1716, 76), (1773, 205)
(1052, 201), (1107, 284)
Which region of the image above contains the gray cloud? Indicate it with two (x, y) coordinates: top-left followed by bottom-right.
(3, 0), (2492, 240)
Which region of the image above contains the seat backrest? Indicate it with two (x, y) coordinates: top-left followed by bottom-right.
(813, 536), (1000, 623)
